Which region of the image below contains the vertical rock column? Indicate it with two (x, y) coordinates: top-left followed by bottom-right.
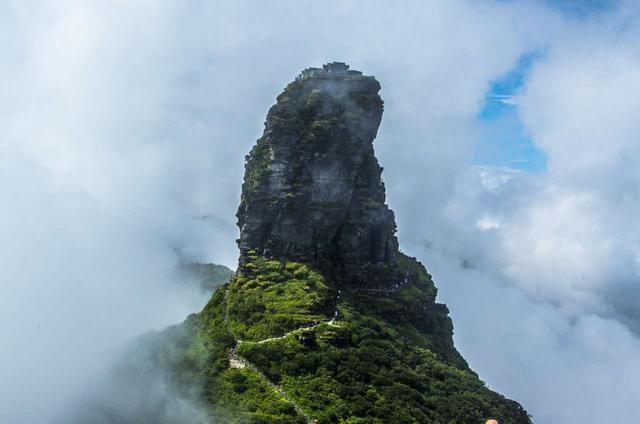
(236, 63), (399, 286)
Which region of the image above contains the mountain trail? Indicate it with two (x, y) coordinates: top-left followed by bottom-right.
(224, 287), (326, 423)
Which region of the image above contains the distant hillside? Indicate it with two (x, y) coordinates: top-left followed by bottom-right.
(182, 263), (234, 293)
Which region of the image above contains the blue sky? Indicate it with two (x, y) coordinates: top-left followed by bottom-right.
(545, 0), (616, 16)
(474, 0), (619, 173)
(473, 53), (547, 172)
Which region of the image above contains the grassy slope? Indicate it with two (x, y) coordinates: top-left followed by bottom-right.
(151, 253), (531, 423)
(227, 255), (334, 341)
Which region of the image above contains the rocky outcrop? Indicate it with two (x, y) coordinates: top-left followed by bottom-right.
(60, 63), (532, 424)
(237, 62), (399, 286)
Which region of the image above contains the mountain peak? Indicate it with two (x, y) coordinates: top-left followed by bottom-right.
(105, 64), (532, 424)
(237, 63), (399, 287)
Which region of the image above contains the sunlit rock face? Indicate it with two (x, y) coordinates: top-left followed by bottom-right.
(236, 63), (399, 286)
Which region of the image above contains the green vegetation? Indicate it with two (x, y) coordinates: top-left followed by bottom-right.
(306, 88), (325, 109)
(150, 287), (305, 423)
(149, 254), (530, 423)
(227, 256), (334, 341)
(238, 136), (272, 218)
(236, 282), (525, 423)
(209, 368), (305, 424)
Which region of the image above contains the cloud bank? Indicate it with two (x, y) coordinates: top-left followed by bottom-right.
(1, 1), (639, 423)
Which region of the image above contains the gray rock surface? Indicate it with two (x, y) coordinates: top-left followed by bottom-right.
(236, 63), (399, 286)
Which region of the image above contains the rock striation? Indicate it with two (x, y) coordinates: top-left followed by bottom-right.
(237, 62), (399, 287)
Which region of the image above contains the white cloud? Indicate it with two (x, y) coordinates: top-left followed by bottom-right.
(1, 1), (639, 423)
(477, 215), (501, 231)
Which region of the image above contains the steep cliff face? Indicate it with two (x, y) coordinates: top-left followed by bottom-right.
(127, 63), (532, 424)
(237, 63), (398, 287)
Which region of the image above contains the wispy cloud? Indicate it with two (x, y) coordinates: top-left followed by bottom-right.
(491, 93), (518, 105)
(1, 1), (639, 423)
